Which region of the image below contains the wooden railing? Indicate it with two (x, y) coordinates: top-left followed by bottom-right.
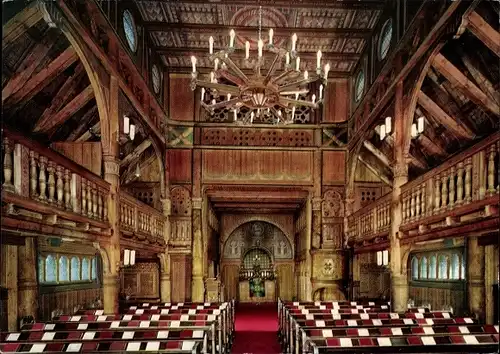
(401, 132), (500, 226)
(2, 129), (110, 227)
(346, 193), (391, 242)
(119, 191), (165, 244)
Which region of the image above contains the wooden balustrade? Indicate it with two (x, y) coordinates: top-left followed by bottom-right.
(347, 193), (392, 242)
(119, 191), (165, 244)
(401, 132), (500, 226)
(2, 129), (110, 226)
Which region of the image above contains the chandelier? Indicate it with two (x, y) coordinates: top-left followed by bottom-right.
(190, 6), (330, 125)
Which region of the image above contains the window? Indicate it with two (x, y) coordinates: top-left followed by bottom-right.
(59, 256), (69, 282)
(355, 70), (365, 102)
(450, 254), (460, 280)
(411, 257), (419, 279)
(82, 258), (90, 281)
(45, 255), (57, 282)
(152, 64), (161, 94)
(123, 10), (137, 53)
(38, 255), (45, 283)
(92, 257), (97, 280)
(71, 257), (80, 281)
(378, 18), (392, 60)
(429, 255), (437, 279)
(420, 256), (428, 279)
(438, 255), (448, 279)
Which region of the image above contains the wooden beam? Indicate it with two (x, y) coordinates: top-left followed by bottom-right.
(460, 53), (500, 105)
(363, 141), (392, 168)
(416, 133), (447, 156)
(432, 53), (500, 116)
(357, 155), (392, 186)
(75, 121), (100, 142)
(36, 63), (86, 131)
(120, 139), (152, 168)
(2, 1), (43, 49)
(417, 90), (475, 139)
(5, 47), (79, 107)
(385, 135), (428, 170)
(65, 106), (98, 141)
(33, 85), (94, 133)
(121, 153), (156, 185)
(466, 11), (500, 58)
(138, 0), (384, 9)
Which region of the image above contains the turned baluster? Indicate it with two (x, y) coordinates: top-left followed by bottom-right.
(420, 185), (425, 217)
(405, 194), (411, 222)
(38, 156), (48, 201)
(434, 174), (441, 213)
(415, 186), (421, 219)
(55, 166), (64, 208)
(122, 205), (127, 225)
(92, 183), (98, 218)
(464, 158), (472, 203)
(86, 182), (93, 218)
(440, 172), (448, 210)
(97, 190), (103, 220)
(456, 162), (464, 205)
(47, 161), (56, 204)
(448, 167), (455, 209)
(81, 179), (87, 216)
(102, 195), (108, 221)
(401, 193), (407, 221)
(2, 138), (14, 191)
(29, 151), (39, 199)
(385, 205), (389, 227)
(410, 189), (416, 219)
(64, 169), (72, 210)
(487, 144), (496, 195)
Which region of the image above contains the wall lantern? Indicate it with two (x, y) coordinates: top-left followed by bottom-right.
(123, 115), (136, 141)
(377, 250), (389, 266)
(376, 116), (424, 141)
(123, 249), (136, 267)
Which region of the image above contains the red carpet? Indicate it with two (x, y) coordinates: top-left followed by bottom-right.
(231, 302), (282, 354)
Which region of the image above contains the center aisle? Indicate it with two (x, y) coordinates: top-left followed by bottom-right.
(231, 302), (282, 354)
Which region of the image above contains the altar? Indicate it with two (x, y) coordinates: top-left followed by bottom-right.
(238, 264), (277, 303)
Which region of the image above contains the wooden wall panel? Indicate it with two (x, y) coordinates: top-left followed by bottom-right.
(276, 263), (294, 301)
(39, 287), (102, 321)
(409, 285), (465, 315)
(170, 254), (192, 302)
(121, 262), (159, 299)
(51, 142), (102, 176)
(169, 76), (194, 121)
(322, 151), (345, 184)
(202, 150), (313, 185)
(222, 264), (239, 301)
(354, 161), (383, 182)
(168, 149), (192, 183)
(323, 79), (349, 123)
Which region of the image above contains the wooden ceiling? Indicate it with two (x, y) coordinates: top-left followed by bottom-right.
(358, 0), (500, 184)
(136, 0), (384, 75)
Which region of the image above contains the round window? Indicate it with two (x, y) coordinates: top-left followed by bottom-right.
(355, 70), (365, 102)
(378, 18), (393, 60)
(123, 10), (137, 53)
(152, 65), (161, 94)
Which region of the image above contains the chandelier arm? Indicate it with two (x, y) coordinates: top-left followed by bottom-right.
(280, 97), (318, 109)
(196, 81), (240, 94)
(219, 55), (250, 84)
(218, 69), (247, 87)
(278, 77), (322, 92)
(271, 69), (299, 85)
(205, 98), (241, 111)
(263, 50), (286, 86)
(279, 89), (310, 96)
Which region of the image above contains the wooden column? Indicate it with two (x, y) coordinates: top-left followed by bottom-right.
(484, 245), (495, 324)
(191, 150), (204, 301)
(468, 236), (485, 320)
(390, 81), (409, 312)
(305, 198), (313, 301)
(160, 198), (171, 302)
(1, 245), (18, 330)
(17, 237), (38, 321)
(102, 76), (121, 314)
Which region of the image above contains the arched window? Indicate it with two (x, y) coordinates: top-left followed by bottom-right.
(243, 249), (271, 269)
(38, 255), (45, 283)
(45, 255), (57, 282)
(59, 256), (69, 282)
(123, 10), (138, 53)
(461, 256), (466, 280)
(450, 253), (460, 279)
(355, 70), (365, 102)
(82, 258), (90, 281)
(378, 18), (393, 60)
(438, 255), (448, 279)
(420, 256), (428, 279)
(71, 257), (80, 281)
(429, 255), (437, 279)
(411, 257), (419, 279)
(91, 257), (97, 280)
(152, 64), (161, 94)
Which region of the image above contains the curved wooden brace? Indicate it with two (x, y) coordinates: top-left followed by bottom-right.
(93, 242), (112, 275)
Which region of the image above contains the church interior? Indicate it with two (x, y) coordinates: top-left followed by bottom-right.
(0, 0), (499, 353)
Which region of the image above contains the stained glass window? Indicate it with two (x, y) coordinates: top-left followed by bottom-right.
(378, 18), (392, 60)
(123, 10), (137, 53)
(152, 65), (161, 94)
(411, 257), (419, 279)
(91, 257), (97, 280)
(438, 255), (448, 279)
(82, 258), (90, 281)
(71, 257), (80, 281)
(59, 256), (69, 282)
(355, 70), (365, 102)
(38, 256), (45, 283)
(429, 255), (437, 279)
(450, 254), (460, 280)
(45, 255), (57, 282)
(420, 256), (428, 279)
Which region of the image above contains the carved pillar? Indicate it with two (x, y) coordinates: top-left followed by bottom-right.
(467, 236), (485, 320)
(191, 198), (204, 302)
(484, 245), (495, 324)
(1, 244), (18, 330)
(160, 198), (171, 302)
(311, 198), (322, 249)
(17, 237), (38, 321)
(304, 198), (313, 301)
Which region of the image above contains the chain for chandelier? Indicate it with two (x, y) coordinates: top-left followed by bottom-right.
(258, 6), (262, 42)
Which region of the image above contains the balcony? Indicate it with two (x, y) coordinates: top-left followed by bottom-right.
(1, 129), (166, 250)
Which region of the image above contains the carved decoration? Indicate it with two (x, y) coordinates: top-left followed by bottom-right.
(168, 127), (193, 147)
(322, 190), (344, 218)
(201, 128), (314, 147)
(170, 186), (192, 216)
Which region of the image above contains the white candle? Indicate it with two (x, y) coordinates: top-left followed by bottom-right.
(304, 70), (308, 80)
(214, 58), (219, 71)
(123, 116), (130, 134)
(258, 39), (263, 57)
(285, 52), (290, 65)
(295, 57), (300, 71)
(250, 111), (254, 123)
(209, 36), (214, 54)
(319, 84), (324, 100)
(324, 63), (330, 78)
(191, 56), (197, 73)
(211, 99), (216, 105)
(295, 93), (299, 101)
(245, 41), (250, 59)
(210, 71), (215, 83)
(201, 88), (205, 101)
(233, 110), (237, 121)
(269, 29), (274, 45)
(229, 29), (235, 47)
(292, 107), (296, 120)
(129, 124), (135, 141)
(291, 33), (297, 51)
(312, 94), (316, 104)
(227, 93), (231, 101)
(317, 50), (322, 68)
(417, 116), (425, 133)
